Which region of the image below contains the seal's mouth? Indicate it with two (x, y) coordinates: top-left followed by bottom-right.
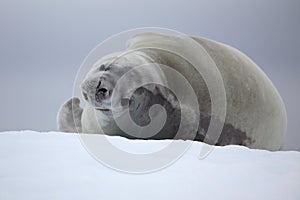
(95, 107), (110, 112)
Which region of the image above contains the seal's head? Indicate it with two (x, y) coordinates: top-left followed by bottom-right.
(81, 62), (132, 115)
(79, 51), (197, 140)
(81, 58), (184, 139)
(80, 51), (169, 118)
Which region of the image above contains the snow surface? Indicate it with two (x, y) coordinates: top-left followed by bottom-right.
(0, 131), (299, 200)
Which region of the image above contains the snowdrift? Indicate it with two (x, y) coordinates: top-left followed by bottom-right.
(0, 131), (299, 200)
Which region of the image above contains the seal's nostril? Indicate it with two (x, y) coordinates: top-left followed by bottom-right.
(96, 81), (101, 89)
(99, 88), (108, 94)
(95, 88), (110, 102)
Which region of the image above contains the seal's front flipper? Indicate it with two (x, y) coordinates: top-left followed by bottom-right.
(57, 97), (83, 133)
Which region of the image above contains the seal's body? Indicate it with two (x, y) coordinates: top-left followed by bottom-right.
(57, 33), (287, 151)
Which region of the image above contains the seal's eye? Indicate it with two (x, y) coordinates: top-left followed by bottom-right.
(99, 64), (110, 71)
(82, 92), (88, 101)
(99, 64), (106, 71)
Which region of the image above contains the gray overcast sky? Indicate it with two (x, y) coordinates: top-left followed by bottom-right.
(0, 0), (299, 150)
